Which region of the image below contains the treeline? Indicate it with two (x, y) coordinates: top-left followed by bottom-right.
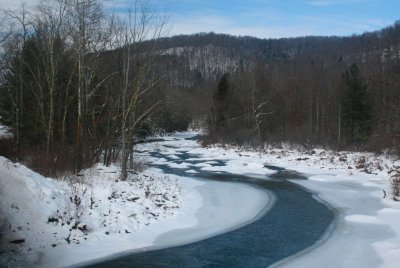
(0, 0), (170, 178)
(152, 24), (400, 151)
(202, 48), (400, 151)
(143, 21), (400, 152)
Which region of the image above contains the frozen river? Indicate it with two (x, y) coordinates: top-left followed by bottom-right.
(84, 134), (334, 267)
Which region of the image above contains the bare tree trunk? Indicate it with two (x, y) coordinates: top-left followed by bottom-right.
(338, 104), (341, 149)
(121, 127), (127, 180)
(315, 91), (320, 135)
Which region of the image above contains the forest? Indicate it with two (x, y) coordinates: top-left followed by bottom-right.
(152, 27), (400, 152)
(1, 0), (400, 178)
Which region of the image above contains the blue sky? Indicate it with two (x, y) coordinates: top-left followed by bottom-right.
(2, 0), (399, 38)
(123, 0), (400, 38)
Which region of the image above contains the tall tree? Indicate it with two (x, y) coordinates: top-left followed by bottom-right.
(213, 74), (230, 130)
(342, 64), (372, 145)
(115, 1), (167, 180)
(67, 0), (105, 170)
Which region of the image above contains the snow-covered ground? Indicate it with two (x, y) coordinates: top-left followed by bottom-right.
(0, 132), (271, 267)
(196, 142), (400, 268)
(0, 158), (183, 267)
(2, 130), (400, 267)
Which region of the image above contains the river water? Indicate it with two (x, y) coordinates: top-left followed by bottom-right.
(84, 136), (334, 268)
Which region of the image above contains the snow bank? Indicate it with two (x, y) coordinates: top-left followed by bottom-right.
(0, 158), (182, 267)
(203, 142), (400, 268)
(0, 157), (66, 266)
(272, 172), (400, 268)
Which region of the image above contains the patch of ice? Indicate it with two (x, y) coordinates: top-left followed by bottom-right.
(345, 214), (384, 225)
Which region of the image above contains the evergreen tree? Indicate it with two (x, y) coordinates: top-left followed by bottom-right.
(342, 64), (372, 144)
(0, 37), (43, 145)
(213, 74), (230, 129)
(215, 74), (230, 101)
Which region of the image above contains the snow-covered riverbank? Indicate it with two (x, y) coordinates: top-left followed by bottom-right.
(0, 132), (272, 267)
(197, 141), (400, 268)
(0, 158), (183, 267)
(72, 174), (272, 267)
(271, 160), (400, 268)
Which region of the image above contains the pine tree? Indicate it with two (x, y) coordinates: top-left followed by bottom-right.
(342, 64), (372, 144)
(213, 74), (230, 129)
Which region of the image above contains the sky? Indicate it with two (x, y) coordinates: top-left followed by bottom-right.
(1, 0), (399, 39)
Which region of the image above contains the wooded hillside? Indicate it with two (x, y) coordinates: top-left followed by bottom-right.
(149, 23), (400, 152)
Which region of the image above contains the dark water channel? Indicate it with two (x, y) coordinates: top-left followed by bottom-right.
(84, 138), (334, 268)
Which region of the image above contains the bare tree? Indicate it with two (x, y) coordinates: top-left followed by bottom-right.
(65, 0), (114, 170)
(114, 0), (168, 180)
(31, 0), (71, 156)
(249, 80), (274, 141)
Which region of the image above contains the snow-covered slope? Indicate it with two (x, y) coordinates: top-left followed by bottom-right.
(0, 157), (182, 267)
(0, 157), (66, 265)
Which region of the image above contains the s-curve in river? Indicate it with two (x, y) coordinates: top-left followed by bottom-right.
(85, 134), (335, 268)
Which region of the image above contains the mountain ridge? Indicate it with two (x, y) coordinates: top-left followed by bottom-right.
(147, 21), (400, 87)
